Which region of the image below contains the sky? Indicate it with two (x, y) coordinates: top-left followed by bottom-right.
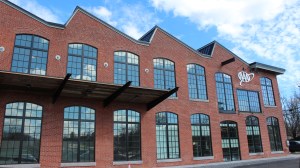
(7, 0), (300, 98)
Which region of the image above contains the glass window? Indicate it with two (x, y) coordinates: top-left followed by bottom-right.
(114, 52), (139, 86)
(260, 78), (275, 106)
(156, 112), (180, 159)
(246, 116), (263, 153)
(11, 34), (49, 75)
(62, 106), (95, 162)
(187, 64), (207, 100)
(154, 59), (176, 97)
(0, 102), (43, 165)
(67, 44), (97, 81)
(113, 110), (141, 161)
(215, 73), (235, 112)
(266, 117), (283, 151)
(237, 90), (261, 113)
(220, 121), (240, 162)
(191, 114), (212, 157)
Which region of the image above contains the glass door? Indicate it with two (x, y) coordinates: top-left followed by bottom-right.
(220, 121), (241, 161)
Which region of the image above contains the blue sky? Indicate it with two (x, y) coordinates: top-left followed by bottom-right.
(8, 0), (300, 98)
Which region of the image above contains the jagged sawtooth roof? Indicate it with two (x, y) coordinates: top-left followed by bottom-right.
(1, 0), (210, 58)
(198, 41), (285, 75)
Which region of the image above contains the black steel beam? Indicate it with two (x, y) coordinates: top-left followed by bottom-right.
(103, 81), (131, 107)
(52, 73), (71, 104)
(221, 57), (235, 66)
(147, 87), (179, 111)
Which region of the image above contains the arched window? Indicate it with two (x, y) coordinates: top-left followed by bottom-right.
(11, 34), (49, 75)
(260, 77), (275, 106)
(0, 102), (43, 165)
(62, 106), (95, 162)
(220, 121), (240, 161)
(153, 58), (176, 97)
(246, 116), (263, 153)
(191, 113), (212, 157)
(187, 64), (207, 100)
(114, 51), (139, 86)
(156, 112), (180, 159)
(67, 44), (97, 81)
(113, 110), (141, 161)
(215, 73), (235, 112)
(266, 117), (282, 151)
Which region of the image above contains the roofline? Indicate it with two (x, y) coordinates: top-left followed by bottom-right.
(1, 0), (150, 46)
(154, 26), (211, 59)
(249, 62), (285, 75)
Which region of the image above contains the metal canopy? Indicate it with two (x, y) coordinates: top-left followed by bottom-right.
(0, 71), (174, 108)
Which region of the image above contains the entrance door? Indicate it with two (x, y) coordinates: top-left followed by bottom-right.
(220, 121), (241, 161)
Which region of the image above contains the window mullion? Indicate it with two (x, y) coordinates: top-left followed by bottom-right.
(195, 73), (199, 99)
(18, 102), (26, 164)
(27, 35), (34, 74)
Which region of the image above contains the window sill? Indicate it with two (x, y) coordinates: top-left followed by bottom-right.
(249, 152), (264, 156)
(271, 151), (284, 154)
(61, 162), (96, 167)
(167, 97), (178, 100)
(157, 158), (182, 163)
(190, 99), (209, 102)
(193, 156), (214, 160)
(113, 161), (143, 165)
(264, 105), (277, 108)
(219, 111), (236, 114)
(0, 164), (40, 168)
(238, 111), (262, 113)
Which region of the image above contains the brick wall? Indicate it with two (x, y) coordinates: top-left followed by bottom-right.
(0, 1), (287, 168)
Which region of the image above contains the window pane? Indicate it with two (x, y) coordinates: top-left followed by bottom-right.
(156, 112), (180, 160)
(220, 121), (240, 161)
(11, 35), (48, 75)
(237, 90), (261, 113)
(246, 116), (263, 153)
(260, 78), (275, 106)
(67, 44), (97, 81)
(62, 106), (95, 163)
(113, 110), (141, 161)
(266, 117), (282, 151)
(215, 73), (235, 112)
(114, 52), (139, 86)
(0, 102), (42, 165)
(187, 64), (207, 100)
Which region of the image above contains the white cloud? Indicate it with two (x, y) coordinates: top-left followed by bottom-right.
(9, 0), (61, 23)
(151, 0), (300, 97)
(85, 3), (161, 39)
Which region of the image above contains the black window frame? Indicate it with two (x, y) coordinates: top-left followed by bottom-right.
(0, 102), (43, 165)
(67, 43), (98, 81)
(187, 64), (208, 100)
(266, 117), (283, 152)
(237, 89), (261, 113)
(62, 106), (96, 163)
(190, 113), (213, 157)
(215, 72), (235, 113)
(220, 120), (241, 162)
(114, 51), (140, 86)
(113, 109), (141, 161)
(156, 112), (180, 160)
(260, 77), (276, 106)
(245, 116), (263, 153)
(11, 34), (49, 75)
(153, 58), (177, 97)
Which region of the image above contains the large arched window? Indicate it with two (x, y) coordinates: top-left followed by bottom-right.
(260, 77), (275, 106)
(191, 113), (212, 157)
(113, 110), (141, 161)
(220, 121), (240, 161)
(266, 117), (283, 151)
(246, 116), (263, 153)
(153, 58), (176, 97)
(114, 51), (139, 86)
(187, 64), (207, 100)
(62, 106), (95, 162)
(11, 34), (49, 75)
(215, 73), (235, 112)
(67, 44), (97, 81)
(156, 112), (180, 159)
(0, 102), (43, 165)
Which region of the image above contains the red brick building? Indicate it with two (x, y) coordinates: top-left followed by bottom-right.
(0, 0), (287, 167)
